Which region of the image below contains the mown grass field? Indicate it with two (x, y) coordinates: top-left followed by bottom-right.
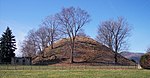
(0, 65), (149, 78)
(0, 69), (150, 78)
(0, 65), (137, 70)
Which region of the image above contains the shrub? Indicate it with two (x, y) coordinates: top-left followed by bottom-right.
(140, 53), (150, 69)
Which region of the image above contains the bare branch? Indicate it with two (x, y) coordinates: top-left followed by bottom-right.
(96, 17), (131, 63)
(56, 7), (90, 63)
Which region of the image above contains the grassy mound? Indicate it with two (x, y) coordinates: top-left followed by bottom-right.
(33, 36), (135, 66)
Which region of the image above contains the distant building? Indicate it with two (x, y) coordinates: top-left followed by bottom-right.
(11, 57), (32, 65)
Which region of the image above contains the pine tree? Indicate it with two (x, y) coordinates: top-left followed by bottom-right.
(0, 38), (2, 63)
(0, 27), (16, 63)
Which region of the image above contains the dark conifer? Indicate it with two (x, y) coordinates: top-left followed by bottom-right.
(0, 27), (16, 63)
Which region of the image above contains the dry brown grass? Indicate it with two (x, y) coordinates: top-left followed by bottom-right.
(33, 36), (135, 66)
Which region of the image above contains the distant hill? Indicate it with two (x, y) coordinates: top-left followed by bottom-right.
(120, 52), (144, 64)
(33, 36), (135, 66)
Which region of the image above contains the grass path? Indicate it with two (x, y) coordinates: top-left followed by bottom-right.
(0, 69), (150, 78)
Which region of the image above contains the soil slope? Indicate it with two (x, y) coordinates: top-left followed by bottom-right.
(33, 36), (135, 66)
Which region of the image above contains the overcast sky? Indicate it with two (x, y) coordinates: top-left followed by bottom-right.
(0, 0), (150, 56)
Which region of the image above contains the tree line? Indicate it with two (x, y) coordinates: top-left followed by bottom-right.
(21, 7), (132, 64)
(0, 7), (131, 64)
(1, 7), (150, 66)
(0, 6), (131, 64)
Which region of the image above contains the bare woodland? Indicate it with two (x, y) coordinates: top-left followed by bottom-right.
(21, 15), (63, 57)
(21, 7), (131, 64)
(96, 17), (131, 63)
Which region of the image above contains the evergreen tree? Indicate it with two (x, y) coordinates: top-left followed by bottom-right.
(0, 27), (16, 63)
(0, 38), (2, 63)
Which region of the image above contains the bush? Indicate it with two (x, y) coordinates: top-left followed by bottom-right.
(140, 53), (150, 69)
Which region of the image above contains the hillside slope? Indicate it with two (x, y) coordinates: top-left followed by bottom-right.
(120, 52), (144, 64)
(33, 36), (135, 66)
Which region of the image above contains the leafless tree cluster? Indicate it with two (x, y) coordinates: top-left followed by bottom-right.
(21, 7), (90, 61)
(21, 30), (37, 57)
(21, 7), (131, 64)
(42, 15), (63, 49)
(96, 17), (131, 63)
(21, 15), (62, 57)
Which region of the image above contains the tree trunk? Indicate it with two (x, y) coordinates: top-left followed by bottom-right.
(114, 52), (117, 64)
(114, 37), (118, 64)
(70, 46), (74, 63)
(51, 38), (54, 49)
(51, 32), (54, 49)
(70, 38), (75, 63)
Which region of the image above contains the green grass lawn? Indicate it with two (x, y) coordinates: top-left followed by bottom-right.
(0, 65), (137, 70)
(0, 69), (150, 78)
(0, 65), (149, 78)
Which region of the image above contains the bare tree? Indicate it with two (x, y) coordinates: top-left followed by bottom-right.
(56, 7), (90, 63)
(146, 47), (150, 53)
(21, 15), (63, 57)
(35, 26), (49, 52)
(21, 39), (36, 57)
(42, 15), (62, 49)
(21, 30), (37, 57)
(21, 27), (50, 57)
(96, 17), (131, 64)
(21, 27), (49, 57)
